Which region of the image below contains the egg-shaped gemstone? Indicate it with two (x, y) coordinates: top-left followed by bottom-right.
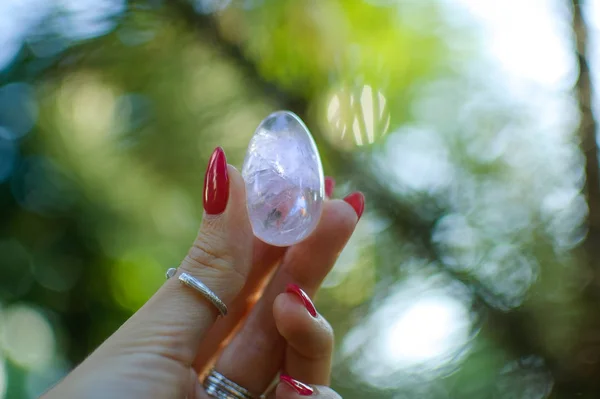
(242, 111), (325, 247)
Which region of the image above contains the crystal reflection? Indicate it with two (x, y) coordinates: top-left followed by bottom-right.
(341, 273), (476, 387)
(0, 304), (55, 370)
(323, 85), (390, 150)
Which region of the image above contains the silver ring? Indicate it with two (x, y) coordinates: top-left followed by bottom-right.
(204, 369), (258, 399)
(165, 268), (228, 316)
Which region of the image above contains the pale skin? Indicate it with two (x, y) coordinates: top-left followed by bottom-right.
(42, 165), (357, 399)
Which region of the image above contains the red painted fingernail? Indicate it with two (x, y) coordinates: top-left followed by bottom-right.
(343, 191), (365, 220)
(280, 375), (314, 396)
(203, 147), (230, 215)
(286, 283), (317, 318)
(325, 176), (335, 198)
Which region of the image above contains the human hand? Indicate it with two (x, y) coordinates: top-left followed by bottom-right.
(41, 147), (363, 398)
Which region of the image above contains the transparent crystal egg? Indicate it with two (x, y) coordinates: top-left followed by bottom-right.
(242, 111), (325, 246)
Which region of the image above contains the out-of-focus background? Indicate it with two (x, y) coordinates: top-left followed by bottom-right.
(0, 0), (599, 397)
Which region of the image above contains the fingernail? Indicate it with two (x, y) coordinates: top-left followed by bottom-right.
(280, 375), (314, 396)
(325, 176), (335, 198)
(343, 191), (365, 220)
(286, 283), (317, 318)
(203, 147), (230, 215)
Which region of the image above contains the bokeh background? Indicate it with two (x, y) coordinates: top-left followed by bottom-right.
(1, 0), (600, 397)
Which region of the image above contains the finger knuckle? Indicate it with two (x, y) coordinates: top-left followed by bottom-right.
(189, 237), (234, 271)
(180, 234), (246, 289)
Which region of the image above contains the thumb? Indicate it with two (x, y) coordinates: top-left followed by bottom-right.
(105, 147), (254, 366)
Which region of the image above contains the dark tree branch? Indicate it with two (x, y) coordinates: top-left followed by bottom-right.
(557, 1), (600, 393)
(169, 0), (308, 112)
(573, 0), (600, 267)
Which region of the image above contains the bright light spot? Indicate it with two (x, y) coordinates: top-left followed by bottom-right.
(57, 0), (126, 40)
(0, 357), (6, 399)
(0, 0), (124, 70)
(323, 85), (390, 150)
(433, 213), (480, 271)
(0, 304), (55, 370)
(0, 0), (52, 70)
(342, 275), (474, 387)
(57, 73), (117, 147)
(452, 0), (573, 89)
(543, 189), (587, 251)
(478, 245), (538, 310)
(360, 86), (375, 143)
(383, 127), (453, 193)
(385, 297), (468, 365)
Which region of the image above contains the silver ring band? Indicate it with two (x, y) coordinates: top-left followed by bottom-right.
(165, 268), (228, 316)
(204, 369), (258, 399)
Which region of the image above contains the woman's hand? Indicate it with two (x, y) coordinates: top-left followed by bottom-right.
(41, 147), (363, 398)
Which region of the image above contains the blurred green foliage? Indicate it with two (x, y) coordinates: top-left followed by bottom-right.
(0, 0), (598, 398)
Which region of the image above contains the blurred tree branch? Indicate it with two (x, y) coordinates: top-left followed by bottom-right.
(169, 0), (308, 112)
(574, 0), (600, 364)
(559, 1), (600, 393)
(572, 1), (600, 278)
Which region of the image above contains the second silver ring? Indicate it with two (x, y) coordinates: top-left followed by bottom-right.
(204, 369), (258, 399)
